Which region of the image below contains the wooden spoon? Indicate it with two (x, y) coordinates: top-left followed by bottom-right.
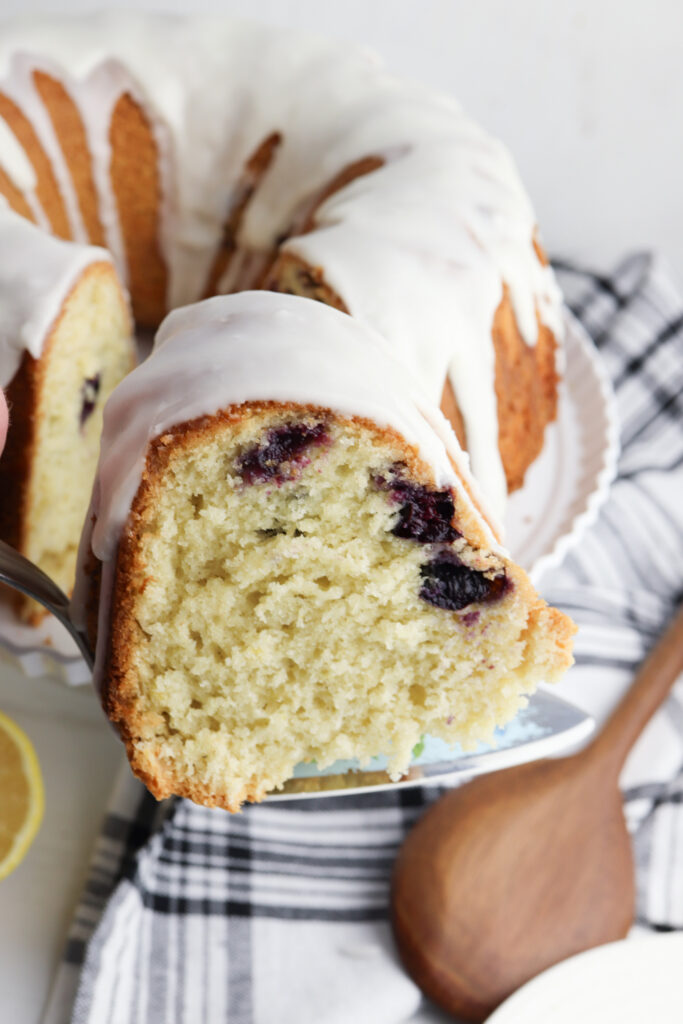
(391, 603), (683, 1021)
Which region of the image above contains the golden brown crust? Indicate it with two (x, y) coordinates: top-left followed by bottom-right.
(440, 377), (467, 450)
(0, 349), (39, 558)
(0, 261), (130, 624)
(0, 165), (35, 222)
(436, 282), (561, 497)
(0, 90), (71, 238)
(261, 154), (386, 298)
(265, 251), (348, 310)
(109, 93), (167, 326)
(95, 400), (514, 808)
(538, 604), (577, 667)
(533, 234), (549, 266)
(268, 253), (559, 496)
(246, 153), (386, 294)
(203, 131), (282, 297)
(442, 285), (557, 494)
(32, 71), (106, 246)
(492, 288), (559, 492)
(263, 161), (560, 499)
(0, 348), (46, 624)
(298, 154), (385, 235)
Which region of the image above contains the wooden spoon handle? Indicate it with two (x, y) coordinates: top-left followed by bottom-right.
(587, 602), (683, 778)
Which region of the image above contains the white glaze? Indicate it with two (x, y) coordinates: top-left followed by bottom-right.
(84, 292), (503, 568)
(0, 112), (35, 190)
(0, 113), (46, 228)
(1, 54), (87, 242)
(0, 202), (111, 386)
(0, 12), (564, 513)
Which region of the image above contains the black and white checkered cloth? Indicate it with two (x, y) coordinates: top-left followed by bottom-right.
(43, 254), (683, 1024)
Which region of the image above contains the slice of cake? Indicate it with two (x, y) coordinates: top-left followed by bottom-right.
(0, 206), (135, 621)
(73, 292), (574, 811)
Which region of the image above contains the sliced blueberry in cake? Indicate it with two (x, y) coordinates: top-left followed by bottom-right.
(237, 420), (330, 485)
(419, 553), (509, 611)
(79, 373), (101, 428)
(375, 464), (460, 543)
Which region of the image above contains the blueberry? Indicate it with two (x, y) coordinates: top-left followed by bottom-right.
(420, 555), (509, 611)
(79, 374), (101, 428)
(237, 421), (329, 485)
(375, 464), (459, 544)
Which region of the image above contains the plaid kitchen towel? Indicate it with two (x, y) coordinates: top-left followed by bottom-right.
(43, 253), (683, 1024)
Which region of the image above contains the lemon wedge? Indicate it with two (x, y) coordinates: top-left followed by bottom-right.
(0, 710), (44, 881)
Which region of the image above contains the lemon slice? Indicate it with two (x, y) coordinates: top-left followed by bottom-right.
(0, 711), (44, 881)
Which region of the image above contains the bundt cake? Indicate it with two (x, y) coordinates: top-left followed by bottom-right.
(72, 293), (575, 812)
(0, 203), (134, 622)
(0, 15), (574, 804)
(0, 12), (563, 522)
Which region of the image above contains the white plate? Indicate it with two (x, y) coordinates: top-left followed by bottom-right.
(507, 309), (620, 582)
(0, 597), (88, 684)
(0, 308), (619, 685)
(488, 934), (683, 1024)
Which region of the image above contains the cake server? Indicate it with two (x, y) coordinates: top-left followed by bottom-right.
(0, 539), (93, 665)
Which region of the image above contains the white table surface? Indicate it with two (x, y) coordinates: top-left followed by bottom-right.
(0, 655), (121, 1024)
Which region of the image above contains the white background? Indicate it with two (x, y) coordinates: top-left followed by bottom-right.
(1, 0), (682, 278)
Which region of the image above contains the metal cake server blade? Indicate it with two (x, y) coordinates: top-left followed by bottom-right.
(271, 690), (594, 800)
(0, 539), (93, 665)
